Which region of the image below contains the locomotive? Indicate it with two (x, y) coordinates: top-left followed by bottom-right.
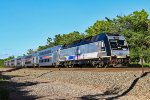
(4, 33), (130, 68)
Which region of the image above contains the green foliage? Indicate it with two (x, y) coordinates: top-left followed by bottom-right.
(37, 31), (85, 51)
(53, 31), (85, 45)
(27, 49), (35, 55)
(85, 20), (116, 36)
(0, 59), (4, 67)
(86, 9), (150, 63)
(0, 56), (15, 67)
(37, 45), (49, 51)
(37, 37), (55, 51)
(143, 48), (150, 63)
(47, 37), (54, 47)
(4, 56), (14, 61)
(143, 63), (150, 67)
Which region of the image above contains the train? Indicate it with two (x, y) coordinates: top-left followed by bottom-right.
(4, 33), (130, 68)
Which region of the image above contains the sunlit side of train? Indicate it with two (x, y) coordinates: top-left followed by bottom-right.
(4, 33), (130, 68)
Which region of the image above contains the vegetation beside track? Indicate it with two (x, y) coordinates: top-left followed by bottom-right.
(0, 59), (4, 68)
(128, 63), (150, 67)
(0, 56), (15, 68)
(143, 63), (150, 67)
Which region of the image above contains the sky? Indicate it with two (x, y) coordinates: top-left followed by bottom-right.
(0, 0), (150, 59)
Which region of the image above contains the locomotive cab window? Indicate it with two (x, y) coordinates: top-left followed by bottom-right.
(109, 39), (128, 50)
(101, 41), (105, 51)
(110, 40), (118, 50)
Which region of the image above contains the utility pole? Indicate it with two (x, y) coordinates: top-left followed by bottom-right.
(141, 56), (144, 74)
(141, 47), (144, 74)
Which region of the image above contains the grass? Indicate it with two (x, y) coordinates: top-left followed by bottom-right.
(143, 63), (150, 67)
(128, 63), (150, 67)
(0, 66), (5, 68)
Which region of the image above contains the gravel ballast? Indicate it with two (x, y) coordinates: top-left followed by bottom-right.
(1, 68), (150, 100)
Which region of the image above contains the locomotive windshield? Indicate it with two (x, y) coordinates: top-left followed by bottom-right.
(109, 39), (128, 50)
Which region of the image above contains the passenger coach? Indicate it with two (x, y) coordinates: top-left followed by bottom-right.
(39, 45), (62, 67)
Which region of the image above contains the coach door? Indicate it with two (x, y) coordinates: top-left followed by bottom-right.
(33, 57), (37, 65)
(53, 49), (60, 64)
(97, 41), (101, 58)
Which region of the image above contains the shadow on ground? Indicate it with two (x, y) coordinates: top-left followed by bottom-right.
(0, 68), (44, 100)
(78, 71), (150, 100)
(0, 67), (22, 73)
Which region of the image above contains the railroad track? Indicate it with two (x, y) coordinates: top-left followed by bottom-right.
(24, 67), (150, 72)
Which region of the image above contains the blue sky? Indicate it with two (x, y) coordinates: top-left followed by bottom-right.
(0, 0), (150, 59)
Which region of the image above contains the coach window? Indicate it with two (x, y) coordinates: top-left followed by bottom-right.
(101, 41), (106, 51)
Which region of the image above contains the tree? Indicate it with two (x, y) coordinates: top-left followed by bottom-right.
(53, 31), (85, 45)
(4, 56), (15, 61)
(27, 49), (35, 55)
(85, 9), (150, 63)
(0, 56), (15, 67)
(47, 37), (54, 47)
(0, 59), (4, 67)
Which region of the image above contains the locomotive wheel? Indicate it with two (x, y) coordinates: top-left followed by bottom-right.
(91, 61), (95, 67)
(95, 64), (98, 68)
(97, 58), (103, 68)
(104, 63), (110, 68)
(96, 63), (102, 68)
(70, 61), (75, 68)
(100, 62), (105, 68)
(68, 61), (72, 68)
(54, 63), (58, 68)
(115, 64), (122, 67)
(64, 62), (68, 68)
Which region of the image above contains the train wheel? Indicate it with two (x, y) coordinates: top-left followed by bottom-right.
(54, 63), (58, 68)
(104, 63), (110, 68)
(64, 62), (68, 68)
(91, 61), (95, 67)
(96, 63), (102, 68)
(97, 58), (103, 68)
(95, 64), (99, 68)
(100, 62), (105, 68)
(70, 63), (74, 68)
(68, 61), (71, 68)
(115, 64), (122, 67)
